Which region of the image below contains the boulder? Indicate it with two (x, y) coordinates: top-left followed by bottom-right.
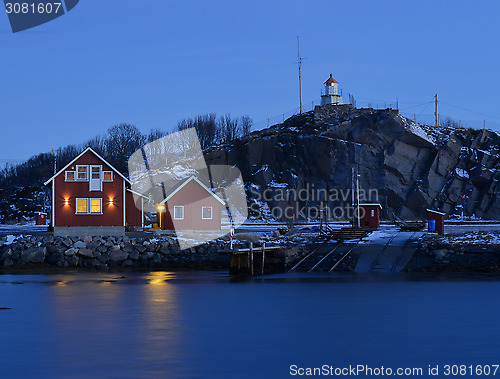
(110, 251), (129, 262)
(21, 247), (46, 263)
(77, 248), (94, 259)
(72, 241), (87, 249)
(64, 248), (78, 256)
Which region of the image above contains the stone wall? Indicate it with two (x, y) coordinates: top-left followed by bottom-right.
(0, 234), (237, 270)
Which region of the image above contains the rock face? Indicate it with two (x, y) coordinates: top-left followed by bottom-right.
(205, 105), (500, 220)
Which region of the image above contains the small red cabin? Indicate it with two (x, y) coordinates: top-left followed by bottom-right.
(427, 209), (445, 235)
(157, 176), (224, 231)
(44, 147), (146, 236)
(355, 203), (382, 229)
(35, 212), (47, 225)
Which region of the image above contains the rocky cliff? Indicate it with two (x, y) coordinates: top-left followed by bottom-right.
(205, 104), (500, 221)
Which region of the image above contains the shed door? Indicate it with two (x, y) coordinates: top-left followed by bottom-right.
(89, 165), (102, 191)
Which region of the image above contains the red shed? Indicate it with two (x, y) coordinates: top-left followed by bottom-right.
(44, 147), (146, 236)
(158, 176), (224, 231)
(35, 212), (47, 225)
(355, 203), (382, 229)
(427, 209), (445, 235)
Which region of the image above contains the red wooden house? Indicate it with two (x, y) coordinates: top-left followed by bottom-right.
(355, 203), (382, 229)
(427, 209), (445, 235)
(157, 176), (225, 231)
(44, 147), (145, 236)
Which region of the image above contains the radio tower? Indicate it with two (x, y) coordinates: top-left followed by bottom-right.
(297, 35), (303, 114)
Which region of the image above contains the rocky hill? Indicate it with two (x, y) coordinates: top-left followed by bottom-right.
(206, 104), (500, 221)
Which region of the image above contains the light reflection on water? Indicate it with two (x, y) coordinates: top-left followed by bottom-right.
(1, 271), (500, 378)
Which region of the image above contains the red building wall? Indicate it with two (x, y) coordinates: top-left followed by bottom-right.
(126, 191), (143, 228)
(53, 151), (125, 227)
(357, 204), (381, 229)
(160, 179), (222, 231)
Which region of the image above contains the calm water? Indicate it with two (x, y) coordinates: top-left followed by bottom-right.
(1, 271), (500, 378)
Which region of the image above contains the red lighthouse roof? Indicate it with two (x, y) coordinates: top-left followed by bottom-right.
(324, 74), (339, 86)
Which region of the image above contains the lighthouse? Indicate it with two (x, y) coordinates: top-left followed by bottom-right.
(321, 74), (343, 106)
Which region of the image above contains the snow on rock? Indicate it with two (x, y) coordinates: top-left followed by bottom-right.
(406, 122), (436, 145)
(455, 168), (469, 179)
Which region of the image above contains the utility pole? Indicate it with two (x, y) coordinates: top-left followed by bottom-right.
(434, 93), (438, 127)
(297, 35), (303, 114)
(52, 146), (56, 174)
(356, 164), (361, 228)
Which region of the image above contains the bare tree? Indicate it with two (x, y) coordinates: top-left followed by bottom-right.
(105, 123), (145, 175)
(218, 113), (240, 144)
(177, 113), (217, 149)
(240, 115), (253, 136)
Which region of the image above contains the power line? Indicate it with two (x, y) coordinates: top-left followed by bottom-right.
(439, 101), (500, 121)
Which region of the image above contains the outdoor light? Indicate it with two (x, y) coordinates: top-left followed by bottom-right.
(157, 205), (165, 211)
(109, 198), (114, 205)
(64, 198), (69, 205)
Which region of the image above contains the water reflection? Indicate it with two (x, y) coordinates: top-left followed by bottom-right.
(44, 272), (187, 378)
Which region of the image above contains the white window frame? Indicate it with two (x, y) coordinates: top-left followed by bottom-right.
(76, 198), (89, 214)
(173, 206), (184, 220)
(102, 171), (113, 182)
(202, 206), (213, 220)
(75, 198), (103, 215)
(65, 171), (76, 181)
(90, 198), (102, 214)
(76, 165), (89, 181)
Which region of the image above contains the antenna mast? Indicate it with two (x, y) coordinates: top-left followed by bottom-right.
(297, 35), (303, 114)
(434, 93), (438, 127)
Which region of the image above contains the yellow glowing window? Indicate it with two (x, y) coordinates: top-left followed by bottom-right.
(65, 171), (75, 181)
(76, 198), (88, 214)
(77, 165), (88, 180)
(103, 171), (113, 181)
(90, 198), (102, 214)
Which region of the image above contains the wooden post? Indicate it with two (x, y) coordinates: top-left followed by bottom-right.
(261, 243), (266, 275)
(249, 242), (254, 275)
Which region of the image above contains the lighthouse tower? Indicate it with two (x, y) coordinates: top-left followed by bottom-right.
(321, 74), (343, 106)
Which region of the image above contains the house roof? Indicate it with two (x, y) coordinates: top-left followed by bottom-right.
(43, 146), (131, 186)
(160, 176), (225, 205)
(426, 209), (446, 216)
(358, 203), (382, 209)
(324, 74), (339, 85)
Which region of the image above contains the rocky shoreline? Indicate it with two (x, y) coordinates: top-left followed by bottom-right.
(406, 233), (500, 273)
(0, 234), (237, 271)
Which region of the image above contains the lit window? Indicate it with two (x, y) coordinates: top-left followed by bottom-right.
(103, 171), (113, 181)
(202, 206), (213, 220)
(65, 171), (75, 181)
(76, 198), (88, 214)
(173, 206), (184, 220)
(90, 198), (102, 213)
(91, 166), (101, 179)
(77, 165), (88, 180)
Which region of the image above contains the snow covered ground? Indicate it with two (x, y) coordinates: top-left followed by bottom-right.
(442, 231), (500, 245)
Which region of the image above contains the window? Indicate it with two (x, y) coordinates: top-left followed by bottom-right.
(76, 198), (88, 214)
(90, 198), (102, 214)
(103, 171), (113, 181)
(65, 171), (75, 181)
(76, 198), (102, 214)
(76, 165), (88, 181)
(173, 206), (184, 220)
(91, 166), (101, 179)
(202, 206), (213, 220)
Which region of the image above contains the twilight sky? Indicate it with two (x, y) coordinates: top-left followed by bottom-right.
(1, 0), (499, 163)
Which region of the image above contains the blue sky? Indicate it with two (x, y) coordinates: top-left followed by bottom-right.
(1, 0), (499, 162)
